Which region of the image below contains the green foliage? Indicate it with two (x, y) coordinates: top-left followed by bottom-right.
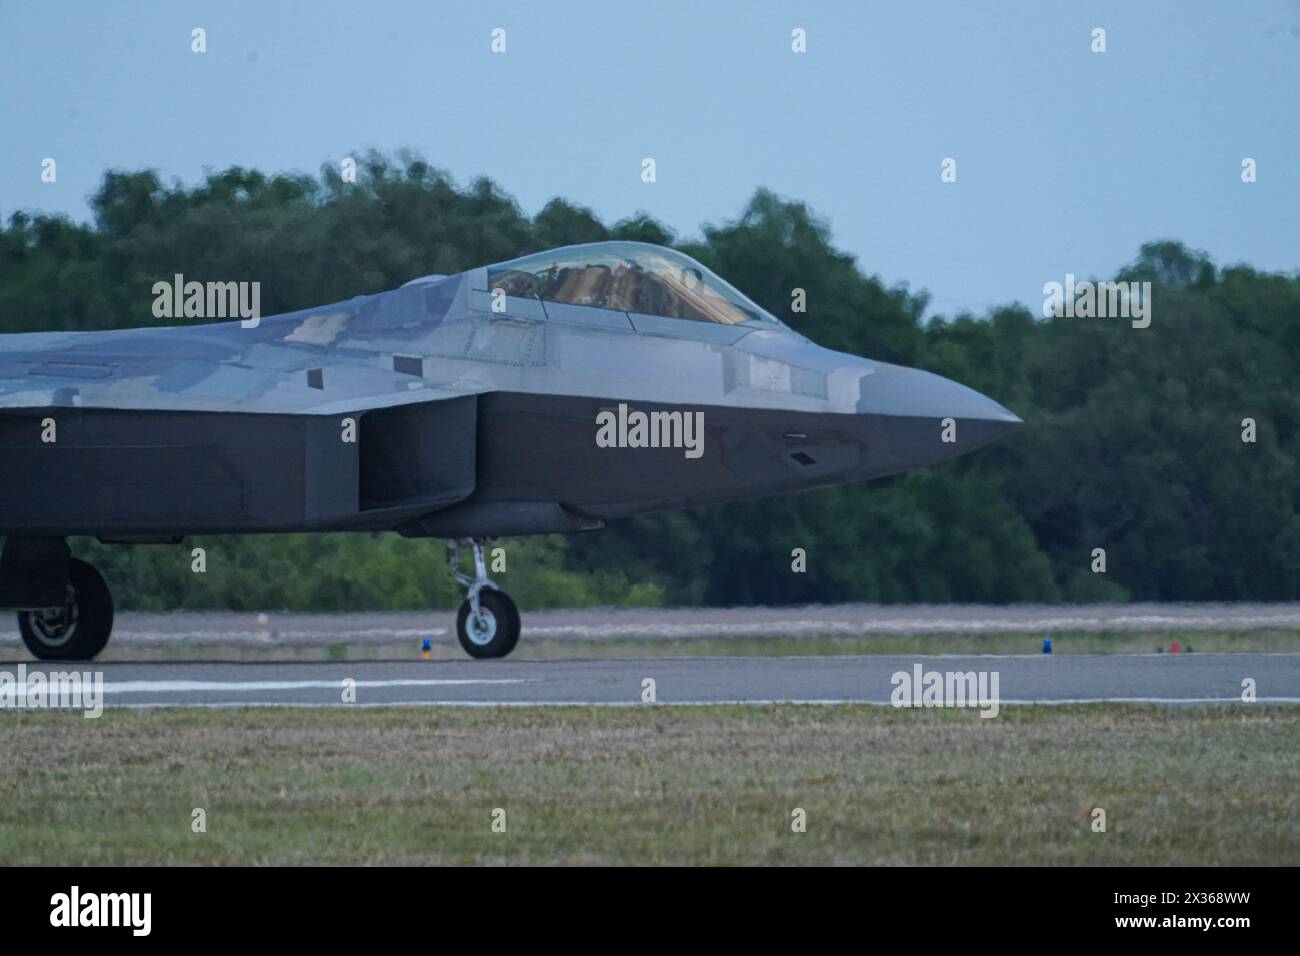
(4, 154), (1298, 608)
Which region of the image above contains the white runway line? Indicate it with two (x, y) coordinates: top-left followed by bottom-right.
(99, 678), (535, 694)
(102, 696), (1300, 710)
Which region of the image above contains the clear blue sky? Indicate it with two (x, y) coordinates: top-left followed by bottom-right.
(2, 0), (1296, 318)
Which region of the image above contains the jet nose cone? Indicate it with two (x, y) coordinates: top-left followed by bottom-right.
(982, 398), (1021, 428)
(856, 363), (1020, 469)
(858, 363), (1019, 424)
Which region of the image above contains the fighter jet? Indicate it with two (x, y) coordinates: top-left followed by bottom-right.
(0, 241), (1019, 660)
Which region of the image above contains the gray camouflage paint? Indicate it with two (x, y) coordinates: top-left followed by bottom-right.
(0, 242), (1019, 539)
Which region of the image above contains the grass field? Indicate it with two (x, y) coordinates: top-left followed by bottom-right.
(89, 627), (1300, 662)
(2, 703), (1296, 865)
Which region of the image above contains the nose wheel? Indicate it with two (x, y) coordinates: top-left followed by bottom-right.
(447, 539), (520, 659)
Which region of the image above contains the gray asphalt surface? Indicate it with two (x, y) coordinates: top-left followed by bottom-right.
(2, 602), (1299, 648)
(2, 654), (1294, 708)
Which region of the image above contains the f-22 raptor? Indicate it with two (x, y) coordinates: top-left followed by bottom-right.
(0, 241), (1019, 659)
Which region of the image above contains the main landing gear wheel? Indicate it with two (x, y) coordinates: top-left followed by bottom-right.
(456, 589), (520, 659)
(448, 538), (521, 659)
(17, 557), (114, 661)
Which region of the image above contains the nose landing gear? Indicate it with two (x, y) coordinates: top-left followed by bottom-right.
(447, 538), (520, 659)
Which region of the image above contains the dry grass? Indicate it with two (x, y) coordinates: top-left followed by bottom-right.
(1, 704), (1296, 865)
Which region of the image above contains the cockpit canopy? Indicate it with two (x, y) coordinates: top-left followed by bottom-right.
(486, 241), (775, 326)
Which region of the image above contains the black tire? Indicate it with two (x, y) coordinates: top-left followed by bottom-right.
(496, 590), (522, 656)
(456, 589), (520, 659)
(17, 558), (114, 661)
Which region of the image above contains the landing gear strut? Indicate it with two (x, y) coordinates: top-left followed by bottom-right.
(447, 538), (520, 659)
(16, 557), (114, 661)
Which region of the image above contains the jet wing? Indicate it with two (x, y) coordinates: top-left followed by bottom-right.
(0, 306), (480, 416)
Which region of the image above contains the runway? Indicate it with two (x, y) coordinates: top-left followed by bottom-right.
(4, 654), (1296, 708)
(3, 602), (1300, 649)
